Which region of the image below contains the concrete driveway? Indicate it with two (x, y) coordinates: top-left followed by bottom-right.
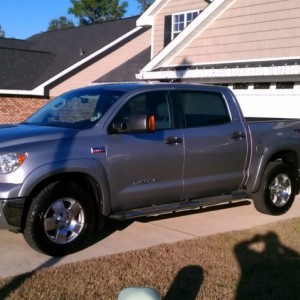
(1, 198), (300, 278)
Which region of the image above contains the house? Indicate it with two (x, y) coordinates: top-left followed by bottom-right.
(136, 0), (300, 118)
(0, 16), (150, 123)
(2, 0), (300, 123)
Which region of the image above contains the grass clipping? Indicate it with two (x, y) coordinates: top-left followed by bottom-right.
(1, 217), (300, 300)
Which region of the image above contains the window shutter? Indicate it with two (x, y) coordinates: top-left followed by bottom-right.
(164, 15), (172, 46)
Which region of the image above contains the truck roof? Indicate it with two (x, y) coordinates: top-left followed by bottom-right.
(69, 82), (228, 94)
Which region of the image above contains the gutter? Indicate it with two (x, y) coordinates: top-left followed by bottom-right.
(137, 58), (300, 80)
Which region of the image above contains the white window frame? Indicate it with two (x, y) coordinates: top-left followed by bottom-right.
(172, 10), (200, 40)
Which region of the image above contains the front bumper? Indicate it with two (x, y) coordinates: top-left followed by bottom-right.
(0, 198), (25, 231)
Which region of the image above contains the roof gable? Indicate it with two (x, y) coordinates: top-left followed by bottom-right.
(28, 16), (140, 73)
(137, 0), (300, 82)
(140, 0), (235, 72)
(0, 16), (143, 95)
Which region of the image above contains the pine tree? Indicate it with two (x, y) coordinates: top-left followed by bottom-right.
(136, 0), (154, 13)
(0, 24), (5, 38)
(68, 0), (128, 25)
(48, 17), (75, 31)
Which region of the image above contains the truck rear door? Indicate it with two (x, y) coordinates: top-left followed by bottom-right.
(178, 89), (248, 198)
(105, 90), (184, 211)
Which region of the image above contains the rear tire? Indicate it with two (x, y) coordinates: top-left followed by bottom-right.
(252, 162), (296, 215)
(24, 181), (95, 256)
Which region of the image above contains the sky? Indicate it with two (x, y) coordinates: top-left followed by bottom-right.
(0, 0), (141, 39)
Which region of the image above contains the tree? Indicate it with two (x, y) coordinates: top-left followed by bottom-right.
(136, 0), (154, 13)
(68, 0), (128, 25)
(0, 24), (5, 38)
(48, 16), (75, 31)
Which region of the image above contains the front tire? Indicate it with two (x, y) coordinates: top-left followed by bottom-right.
(252, 162), (296, 215)
(24, 181), (95, 256)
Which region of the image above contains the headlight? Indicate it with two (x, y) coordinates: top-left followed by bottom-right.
(0, 153), (28, 174)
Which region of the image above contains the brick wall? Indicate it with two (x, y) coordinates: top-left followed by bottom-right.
(0, 96), (50, 124)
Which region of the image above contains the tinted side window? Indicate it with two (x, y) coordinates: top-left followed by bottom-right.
(111, 91), (172, 131)
(180, 91), (231, 128)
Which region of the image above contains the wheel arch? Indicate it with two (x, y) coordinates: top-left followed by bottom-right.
(251, 150), (299, 194)
(21, 168), (111, 231)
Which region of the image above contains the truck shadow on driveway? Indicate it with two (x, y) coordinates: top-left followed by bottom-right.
(86, 200), (252, 248)
(135, 199), (251, 223)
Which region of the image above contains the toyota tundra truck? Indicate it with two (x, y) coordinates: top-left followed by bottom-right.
(1, 83), (300, 256)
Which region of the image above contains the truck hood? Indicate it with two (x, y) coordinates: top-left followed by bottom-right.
(0, 124), (78, 148)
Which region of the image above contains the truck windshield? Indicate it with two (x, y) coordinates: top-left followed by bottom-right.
(24, 88), (126, 129)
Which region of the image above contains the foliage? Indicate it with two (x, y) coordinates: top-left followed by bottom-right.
(68, 0), (128, 25)
(136, 0), (154, 13)
(0, 24), (5, 38)
(47, 17), (75, 32)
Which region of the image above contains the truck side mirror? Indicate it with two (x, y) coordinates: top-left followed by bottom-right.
(127, 114), (155, 133)
(118, 287), (161, 300)
(110, 114), (155, 134)
(111, 121), (128, 133)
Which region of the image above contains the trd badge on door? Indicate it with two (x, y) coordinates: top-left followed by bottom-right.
(91, 147), (106, 154)
(133, 178), (157, 185)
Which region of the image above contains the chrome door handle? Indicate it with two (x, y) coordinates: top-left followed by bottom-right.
(231, 131), (246, 139)
(164, 136), (183, 145)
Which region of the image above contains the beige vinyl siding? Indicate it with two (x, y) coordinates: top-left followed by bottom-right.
(169, 0), (300, 65)
(49, 29), (150, 97)
(152, 0), (208, 57)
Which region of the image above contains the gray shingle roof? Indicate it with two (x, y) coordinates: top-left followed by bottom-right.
(0, 38), (33, 50)
(95, 46), (151, 83)
(0, 16), (142, 92)
(0, 48), (53, 89)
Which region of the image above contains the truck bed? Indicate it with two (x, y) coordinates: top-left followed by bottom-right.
(245, 117), (300, 123)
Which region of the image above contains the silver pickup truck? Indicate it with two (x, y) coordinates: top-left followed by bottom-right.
(1, 83), (300, 256)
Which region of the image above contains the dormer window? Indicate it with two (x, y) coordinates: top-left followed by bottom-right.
(172, 10), (200, 39)
(164, 10), (201, 47)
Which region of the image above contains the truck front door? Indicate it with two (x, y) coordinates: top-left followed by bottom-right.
(105, 90), (184, 211)
(179, 90), (248, 198)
